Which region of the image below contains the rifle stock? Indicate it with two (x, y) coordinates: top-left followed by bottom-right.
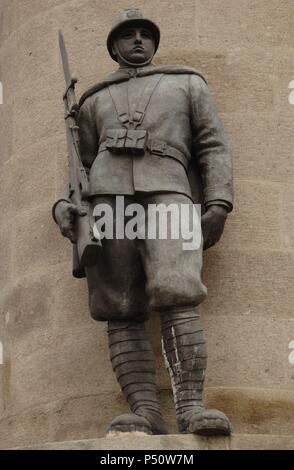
(59, 31), (101, 267)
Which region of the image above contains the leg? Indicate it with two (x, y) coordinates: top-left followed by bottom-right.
(107, 320), (167, 435)
(139, 192), (207, 311)
(161, 308), (233, 435)
(86, 195), (149, 321)
(139, 193), (232, 434)
(85, 196), (165, 433)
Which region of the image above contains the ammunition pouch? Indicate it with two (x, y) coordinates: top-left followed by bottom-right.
(105, 74), (164, 157)
(105, 128), (147, 156)
(100, 133), (189, 171)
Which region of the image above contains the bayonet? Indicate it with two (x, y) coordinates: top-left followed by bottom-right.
(59, 31), (101, 267)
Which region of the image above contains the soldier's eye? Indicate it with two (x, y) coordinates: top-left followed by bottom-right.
(121, 31), (134, 39)
(142, 31), (152, 39)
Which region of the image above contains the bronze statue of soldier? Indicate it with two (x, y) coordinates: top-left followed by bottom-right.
(53, 7), (234, 436)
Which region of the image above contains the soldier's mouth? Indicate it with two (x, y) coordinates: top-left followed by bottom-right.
(132, 47), (144, 52)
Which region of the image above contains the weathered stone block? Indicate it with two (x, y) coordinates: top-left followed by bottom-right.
(11, 204), (70, 279)
(2, 272), (56, 345)
(52, 264), (90, 328)
(0, 0), (15, 43)
(18, 433), (294, 451)
(157, 46), (275, 114)
(49, 393), (129, 443)
(0, 225), (12, 291)
(202, 248), (294, 319)
(231, 433), (294, 451)
(281, 185), (294, 250)
(206, 387), (294, 436)
(0, 104), (14, 164)
(222, 179), (282, 251)
(0, 40), (18, 106)
(8, 324), (114, 413)
(14, 0), (67, 29)
(0, 139), (57, 219)
(13, 90), (63, 154)
(0, 402), (54, 450)
(203, 315), (289, 389)
(273, 46), (294, 115)
(223, 111), (294, 184)
(195, 1), (293, 49)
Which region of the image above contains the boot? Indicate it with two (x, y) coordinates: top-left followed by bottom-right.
(107, 320), (167, 435)
(161, 309), (233, 435)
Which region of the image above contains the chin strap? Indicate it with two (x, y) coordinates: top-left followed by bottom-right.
(114, 46), (154, 68)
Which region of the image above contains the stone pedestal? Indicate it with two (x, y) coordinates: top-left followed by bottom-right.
(22, 434), (294, 451)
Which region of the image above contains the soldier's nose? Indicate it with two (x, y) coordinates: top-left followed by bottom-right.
(134, 31), (142, 43)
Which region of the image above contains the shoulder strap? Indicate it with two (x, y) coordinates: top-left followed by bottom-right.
(108, 74), (163, 128)
(107, 82), (130, 126)
(132, 74), (163, 127)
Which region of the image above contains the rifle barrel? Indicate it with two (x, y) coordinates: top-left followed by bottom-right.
(59, 30), (72, 87)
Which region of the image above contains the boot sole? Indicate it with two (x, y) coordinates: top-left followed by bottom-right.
(189, 417), (232, 436)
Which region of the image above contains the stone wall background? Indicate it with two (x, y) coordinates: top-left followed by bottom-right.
(0, 0), (293, 448)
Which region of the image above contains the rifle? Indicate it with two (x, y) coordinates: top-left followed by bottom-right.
(59, 30), (101, 267)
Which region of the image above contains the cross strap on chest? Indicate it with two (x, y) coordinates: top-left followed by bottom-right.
(108, 73), (163, 129)
(103, 73), (189, 170)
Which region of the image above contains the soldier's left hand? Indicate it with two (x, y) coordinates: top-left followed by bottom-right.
(201, 205), (228, 250)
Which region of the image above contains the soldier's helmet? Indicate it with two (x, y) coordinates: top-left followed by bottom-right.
(107, 7), (160, 62)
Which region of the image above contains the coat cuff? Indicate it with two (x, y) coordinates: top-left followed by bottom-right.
(203, 186), (233, 213)
(205, 199), (233, 213)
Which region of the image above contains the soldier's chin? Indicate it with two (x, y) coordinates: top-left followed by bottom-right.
(128, 52), (151, 64)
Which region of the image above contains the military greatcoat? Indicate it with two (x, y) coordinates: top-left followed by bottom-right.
(53, 64), (233, 321)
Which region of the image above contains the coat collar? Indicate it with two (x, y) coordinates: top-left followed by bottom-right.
(78, 64), (206, 109)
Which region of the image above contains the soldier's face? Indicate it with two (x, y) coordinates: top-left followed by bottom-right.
(113, 27), (155, 66)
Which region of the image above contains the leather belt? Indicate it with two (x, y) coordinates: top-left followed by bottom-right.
(98, 139), (189, 171)
(147, 139), (188, 171)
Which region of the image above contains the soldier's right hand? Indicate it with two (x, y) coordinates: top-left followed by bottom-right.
(54, 201), (86, 244)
